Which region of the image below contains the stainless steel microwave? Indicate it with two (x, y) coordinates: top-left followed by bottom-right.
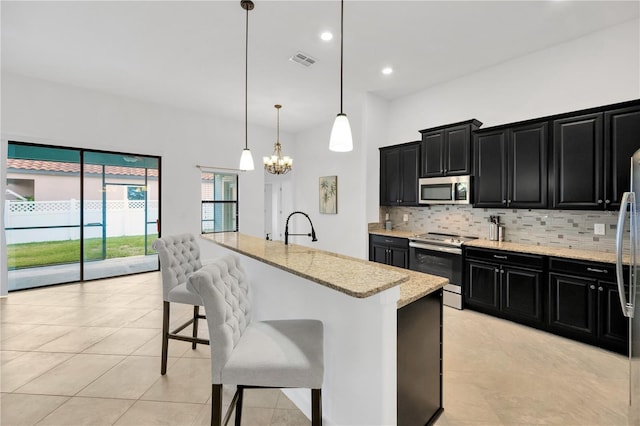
(418, 175), (471, 205)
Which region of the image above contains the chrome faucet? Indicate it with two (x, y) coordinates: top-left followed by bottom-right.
(284, 211), (318, 245)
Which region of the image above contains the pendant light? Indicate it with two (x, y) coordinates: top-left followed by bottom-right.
(264, 104), (293, 175)
(329, 0), (353, 152)
(238, 0), (255, 171)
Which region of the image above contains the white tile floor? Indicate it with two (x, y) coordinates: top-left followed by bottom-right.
(0, 271), (630, 425)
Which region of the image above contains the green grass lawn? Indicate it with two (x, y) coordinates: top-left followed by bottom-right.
(7, 235), (158, 269)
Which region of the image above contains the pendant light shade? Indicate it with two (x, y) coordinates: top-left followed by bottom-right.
(239, 148), (254, 170)
(329, 113), (353, 152)
(238, 0), (255, 171)
(330, 0), (353, 152)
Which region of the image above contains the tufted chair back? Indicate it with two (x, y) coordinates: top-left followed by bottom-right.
(187, 254), (251, 384)
(153, 233), (203, 301)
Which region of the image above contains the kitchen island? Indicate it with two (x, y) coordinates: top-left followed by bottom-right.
(200, 232), (447, 426)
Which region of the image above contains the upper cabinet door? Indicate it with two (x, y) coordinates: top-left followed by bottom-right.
(379, 142), (420, 206)
(552, 113), (604, 209)
(604, 105), (640, 209)
(508, 122), (548, 208)
(420, 119), (481, 178)
(380, 147), (400, 206)
(399, 143), (420, 205)
(445, 125), (472, 176)
(474, 130), (507, 208)
(421, 130), (444, 177)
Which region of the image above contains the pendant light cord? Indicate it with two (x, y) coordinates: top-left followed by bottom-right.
(277, 106), (280, 143)
(340, 0), (344, 114)
(244, 5), (249, 150)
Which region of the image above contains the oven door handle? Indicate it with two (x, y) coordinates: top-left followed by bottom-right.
(409, 241), (462, 255)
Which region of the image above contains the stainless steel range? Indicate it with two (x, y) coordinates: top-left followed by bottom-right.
(409, 232), (477, 309)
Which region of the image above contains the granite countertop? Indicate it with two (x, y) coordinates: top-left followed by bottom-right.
(201, 232), (447, 307)
(369, 229), (420, 239)
(369, 229), (630, 265)
(463, 239), (630, 265)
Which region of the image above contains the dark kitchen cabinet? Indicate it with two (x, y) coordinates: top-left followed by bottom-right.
(552, 104), (640, 210)
(605, 105), (640, 209)
(474, 121), (548, 208)
(465, 248), (544, 326)
(552, 112), (604, 209)
(369, 234), (409, 269)
(419, 120), (482, 177)
(547, 257), (628, 354)
(466, 260), (500, 313)
(380, 142), (420, 206)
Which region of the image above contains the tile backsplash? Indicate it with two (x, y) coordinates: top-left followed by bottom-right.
(380, 205), (629, 253)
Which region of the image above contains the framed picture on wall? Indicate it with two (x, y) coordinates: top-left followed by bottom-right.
(319, 176), (337, 214)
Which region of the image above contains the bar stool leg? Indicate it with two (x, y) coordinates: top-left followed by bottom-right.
(311, 388), (322, 426)
(192, 305), (200, 350)
(211, 384), (223, 426)
(234, 386), (244, 426)
(161, 301), (170, 375)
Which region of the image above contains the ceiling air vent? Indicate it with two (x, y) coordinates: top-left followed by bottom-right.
(289, 51), (317, 67)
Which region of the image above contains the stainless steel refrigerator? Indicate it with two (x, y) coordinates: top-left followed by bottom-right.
(616, 148), (640, 425)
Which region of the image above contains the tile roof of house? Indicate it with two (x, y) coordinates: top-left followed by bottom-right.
(7, 159), (159, 177)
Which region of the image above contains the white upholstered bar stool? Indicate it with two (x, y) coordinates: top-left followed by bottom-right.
(153, 233), (209, 375)
(187, 254), (324, 426)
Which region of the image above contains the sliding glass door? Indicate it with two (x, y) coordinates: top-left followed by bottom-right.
(5, 142), (161, 290)
(5, 144), (82, 290)
(82, 151), (159, 280)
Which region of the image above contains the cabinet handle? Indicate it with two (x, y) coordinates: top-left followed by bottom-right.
(598, 286), (604, 292)
(508, 200), (512, 203)
(590, 285), (596, 290)
(587, 267), (607, 274)
(597, 199), (603, 204)
(494, 269), (500, 273)
(502, 199), (507, 204)
(493, 255), (508, 260)
(500, 270), (505, 274)
(605, 200), (611, 204)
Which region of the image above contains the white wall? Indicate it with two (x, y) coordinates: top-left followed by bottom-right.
(1, 72), (290, 293)
(290, 106), (368, 259)
(386, 19), (640, 143)
(363, 93), (391, 224)
(365, 19), (640, 225)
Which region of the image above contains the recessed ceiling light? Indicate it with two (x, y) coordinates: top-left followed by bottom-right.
(320, 31), (333, 41)
(382, 67), (393, 75)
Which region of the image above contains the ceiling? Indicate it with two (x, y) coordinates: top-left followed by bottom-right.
(2, 1), (639, 133)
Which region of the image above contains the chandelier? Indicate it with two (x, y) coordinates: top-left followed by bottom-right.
(263, 104), (293, 175)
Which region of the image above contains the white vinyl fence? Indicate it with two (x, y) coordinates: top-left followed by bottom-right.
(5, 200), (159, 244)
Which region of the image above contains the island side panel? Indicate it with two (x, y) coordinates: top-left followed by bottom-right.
(212, 244), (400, 426)
(397, 290), (444, 425)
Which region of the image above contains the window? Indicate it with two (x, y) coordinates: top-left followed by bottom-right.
(201, 171), (238, 233)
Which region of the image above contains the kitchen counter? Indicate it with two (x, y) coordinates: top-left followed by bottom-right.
(200, 232), (445, 425)
(369, 229), (419, 239)
(368, 229), (630, 265)
(464, 238), (631, 265)
(202, 232), (447, 308)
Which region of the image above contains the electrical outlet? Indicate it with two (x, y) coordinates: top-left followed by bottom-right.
(403, 214), (409, 222)
(594, 223), (605, 235)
